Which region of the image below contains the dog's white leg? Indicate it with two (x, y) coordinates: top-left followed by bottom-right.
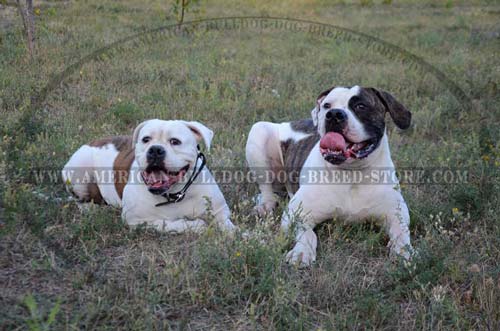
(212, 203), (236, 233)
(385, 199), (413, 260)
(281, 189), (321, 267)
(286, 226), (318, 268)
(200, 179), (237, 233)
(246, 122), (283, 215)
(280, 206), (293, 234)
(144, 219), (208, 234)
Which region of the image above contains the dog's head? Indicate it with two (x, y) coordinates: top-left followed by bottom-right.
(311, 85), (411, 165)
(132, 119), (213, 195)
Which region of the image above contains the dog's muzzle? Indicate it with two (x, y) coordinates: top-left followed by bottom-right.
(320, 110), (381, 165)
(142, 145), (190, 195)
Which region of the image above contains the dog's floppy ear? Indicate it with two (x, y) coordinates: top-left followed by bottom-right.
(371, 88), (412, 130)
(182, 121), (214, 150)
(311, 86), (335, 126)
(132, 120), (150, 147)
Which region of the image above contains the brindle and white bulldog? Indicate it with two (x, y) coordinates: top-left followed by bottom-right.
(62, 119), (235, 233)
(246, 86), (413, 266)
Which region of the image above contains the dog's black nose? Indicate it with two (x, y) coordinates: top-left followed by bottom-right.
(325, 109), (347, 123)
(147, 145), (166, 161)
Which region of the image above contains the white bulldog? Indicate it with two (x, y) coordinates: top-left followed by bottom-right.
(62, 119), (235, 233)
(246, 86), (414, 267)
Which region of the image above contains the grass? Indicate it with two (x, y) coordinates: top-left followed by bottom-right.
(1, 0), (499, 330)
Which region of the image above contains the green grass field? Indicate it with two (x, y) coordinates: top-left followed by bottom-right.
(1, 0), (499, 330)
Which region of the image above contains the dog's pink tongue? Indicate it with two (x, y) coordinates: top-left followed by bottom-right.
(320, 132), (346, 151)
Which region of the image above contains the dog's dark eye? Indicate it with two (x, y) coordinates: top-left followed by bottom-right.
(355, 103), (367, 111)
(323, 103), (331, 109)
(142, 136), (151, 143)
(170, 138), (181, 146)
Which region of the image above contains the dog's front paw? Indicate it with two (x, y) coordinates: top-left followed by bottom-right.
(185, 219), (208, 234)
(218, 218), (237, 234)
(389, 242), (414, 261)
(285, 243), (316, 268)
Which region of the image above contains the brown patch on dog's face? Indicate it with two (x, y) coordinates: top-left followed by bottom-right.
(361, 88), (412, 130)
(348, 87), (412, 139)
(348, 88), (388, 140)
